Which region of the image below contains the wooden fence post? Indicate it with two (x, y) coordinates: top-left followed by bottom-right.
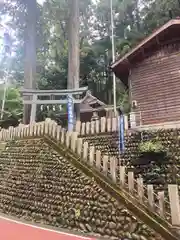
(71, 132), (78, 152)
(13, 127), (16, 139)
(66, 131), (71, 148)
(8, 126), (14, 140)
(0, 129), (4, 141)
(124, 115), (129, 130)
(2, 129), (5, 141)
(29, 123), (33, 136)
(22, 127), (26, 138)
(1, 129), (4, 140)
(44, 121), (49, 135)
(102, 155), (108, 175)
(23, 126), (27, 138)
(5, 129), (8, 140)
(107, 118), (111, 132)
(86, 122), (90, 135)
(26, 126), (30, 137)
(13, 126), (16, 139)
(52, 123), (57, 139)
(100, 117), (106, 132)
(89, 146), (95, 166)
(168, 184), (180, 226)
(95, 120), (100, 134)
(77, 138), (83, 156)
(120, 166), (126, 187)
(110, 157), (117, 183)
(95, 150), (101, 170)
(37, 123), (41, 136)
(112, 117), (117, 132)
(6, 127), (10, 140)
(128, 171), (134, 192)
(7, 129), (10, 140)
(81, 122), (85, 135)
(34, 123), (38, 136)
(3, 129), (7, 140)
(1, 129), (4, 141)
(4, 129), (8, 140)
(17, 126), (21, 138)
(40, 122), (44, 136)
(0, 130), (2, 141)
(83, 141), (88, 161)
(158, 191), (165, 218)
(47, 122), (51, 136)
(34, 124), (38, 137)
(147, 185), (154, 211)
(48, 121), (54, 136)
(90, 121), (95, 135)
(6, 128), (9, 140)
(137, 177), (144, 204)
(75, 120), (81, 133)
(56, 126), (61, 141)
(61, 128), (65, 144)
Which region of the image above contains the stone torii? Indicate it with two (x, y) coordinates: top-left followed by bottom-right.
(20, 87), (88, 124)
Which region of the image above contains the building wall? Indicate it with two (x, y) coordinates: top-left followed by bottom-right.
(129, 42), (180, 125)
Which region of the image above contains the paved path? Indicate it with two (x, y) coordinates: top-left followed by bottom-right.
(0, 217), (95, 240)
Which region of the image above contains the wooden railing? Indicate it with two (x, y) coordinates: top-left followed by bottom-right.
(0, 118), (180, 229)
(74, 115), (129, 135)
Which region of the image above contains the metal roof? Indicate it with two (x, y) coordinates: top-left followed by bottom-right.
(111, 19), (180, 69)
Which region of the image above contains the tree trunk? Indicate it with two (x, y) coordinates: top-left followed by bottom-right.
(68, 0), (80, 120)
(23, 0), (37, 124)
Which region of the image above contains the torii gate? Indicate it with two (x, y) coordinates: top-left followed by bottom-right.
(20, 87), (88, 130)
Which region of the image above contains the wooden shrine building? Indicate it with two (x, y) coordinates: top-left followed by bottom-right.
(58, 91), (121, 126)
(111, 19), (180, 127)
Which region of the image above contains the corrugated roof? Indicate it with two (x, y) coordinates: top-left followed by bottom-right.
(111, 19), (180, 69)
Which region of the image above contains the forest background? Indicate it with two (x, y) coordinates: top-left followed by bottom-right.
(0, 0), (180, 124)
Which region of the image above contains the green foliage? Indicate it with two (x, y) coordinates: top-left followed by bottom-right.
(1, 0), (179, 114)
(0, 86), (23, 123)
(139, 141), (165, 153)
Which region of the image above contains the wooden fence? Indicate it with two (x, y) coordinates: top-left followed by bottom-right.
(0, 118), (180, 228)
(74, 115), (129, 135)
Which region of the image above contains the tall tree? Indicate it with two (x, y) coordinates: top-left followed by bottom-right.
(68, 0), (80, 89)
(2, 0), (179, 120)
(68, 0), (80, 119)
(23, 0), (37, 124)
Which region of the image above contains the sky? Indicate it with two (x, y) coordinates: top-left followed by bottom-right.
(37, 0), (45, 4)
(37, 0), (97, 4)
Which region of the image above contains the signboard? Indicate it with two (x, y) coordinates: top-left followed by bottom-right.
(118, 115), (125, 153)
(67, 95), (74, 131)
(130, 112), (136, 128)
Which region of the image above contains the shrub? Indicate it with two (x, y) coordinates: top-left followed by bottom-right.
(138, 140), (165, 153)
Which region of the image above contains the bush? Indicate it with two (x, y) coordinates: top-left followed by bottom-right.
(138, 140), (165, 153)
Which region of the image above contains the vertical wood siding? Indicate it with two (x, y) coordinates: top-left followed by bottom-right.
(129, 43), (180, 125)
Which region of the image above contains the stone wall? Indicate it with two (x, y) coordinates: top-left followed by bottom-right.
(82, 128), (180, 190)
(0, 139), (164, 240)
(0, 119), (180, 236)
(123, 129), (180, 187)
